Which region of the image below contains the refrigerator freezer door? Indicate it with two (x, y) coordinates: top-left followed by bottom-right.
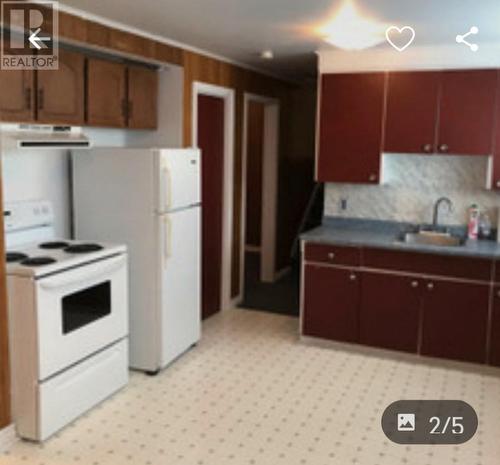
(157, 149), (201, 213)
(158, 206), (201, 368)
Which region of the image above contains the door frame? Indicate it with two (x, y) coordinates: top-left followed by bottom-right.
(192, 82), (235, 313)
(239, 93), (280, 299)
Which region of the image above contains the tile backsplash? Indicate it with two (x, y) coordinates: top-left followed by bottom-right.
(325, 154), (500, 226)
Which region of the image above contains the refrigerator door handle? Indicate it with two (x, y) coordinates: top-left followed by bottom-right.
(162, 166), (172, 210)
(164, 216), (173, 263)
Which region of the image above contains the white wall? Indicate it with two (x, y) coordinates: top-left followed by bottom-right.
(325, 154), (500, 226)
(0, 64), (184, 239)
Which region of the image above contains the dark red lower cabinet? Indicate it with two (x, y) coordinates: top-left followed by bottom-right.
(303, 264), (359, 343)
(360, 272), (421, 353)
(420, 280), (489, 364)
(489, 285), (500, 367)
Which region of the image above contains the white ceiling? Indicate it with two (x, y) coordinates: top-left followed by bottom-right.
(61, 0), (500, 80)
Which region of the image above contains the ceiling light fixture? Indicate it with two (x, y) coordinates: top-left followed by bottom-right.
(317, 0), (388, 50)
(261, 50), (274, 60)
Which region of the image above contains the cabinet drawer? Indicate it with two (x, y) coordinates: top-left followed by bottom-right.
(363, 248), (492, 282)
(304, 243), (361, 266)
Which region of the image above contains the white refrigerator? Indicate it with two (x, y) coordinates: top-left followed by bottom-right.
(72, 148), (201, 373)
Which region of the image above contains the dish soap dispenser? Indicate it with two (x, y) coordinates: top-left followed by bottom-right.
(468, 204), (480, 240)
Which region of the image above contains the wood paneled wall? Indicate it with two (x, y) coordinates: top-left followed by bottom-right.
(182, 50), (300, 297)
(0, 167), (10, 429)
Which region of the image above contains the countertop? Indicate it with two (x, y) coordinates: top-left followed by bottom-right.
(301, 217), (500, 259)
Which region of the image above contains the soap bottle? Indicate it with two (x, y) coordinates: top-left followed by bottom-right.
(468, 204), (480, 240)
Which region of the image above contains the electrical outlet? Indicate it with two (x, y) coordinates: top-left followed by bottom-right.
(340, 198), (348, 211)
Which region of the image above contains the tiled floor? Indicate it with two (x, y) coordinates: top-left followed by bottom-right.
(2, 308), (500, 465)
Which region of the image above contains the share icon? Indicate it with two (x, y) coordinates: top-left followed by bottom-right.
(456, 26), (479, 52)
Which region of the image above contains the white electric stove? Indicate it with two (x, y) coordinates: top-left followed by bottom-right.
(4, 200), (129, 442)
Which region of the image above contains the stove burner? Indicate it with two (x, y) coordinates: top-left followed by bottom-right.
(64, 243), (104, 254)
(20, 257), (57, 267)
(6, 252), (29, 263)
(39, 241), (70, 250)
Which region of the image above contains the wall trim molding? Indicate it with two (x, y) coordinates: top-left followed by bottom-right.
(0, 425), (16, 454)
(318, 43), (500, 74)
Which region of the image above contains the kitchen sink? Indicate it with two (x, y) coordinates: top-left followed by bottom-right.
(398, 231), (465, 247)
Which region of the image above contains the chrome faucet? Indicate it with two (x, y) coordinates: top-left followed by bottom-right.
(432, 197), (453, 229)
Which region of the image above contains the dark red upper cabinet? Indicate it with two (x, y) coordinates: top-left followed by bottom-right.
(384, 72), (440, 154)
(317, 73), (386, 184)
(437, 70), (498, 156)
(491, 71), (500, 190)
(420, 280), (489, 364)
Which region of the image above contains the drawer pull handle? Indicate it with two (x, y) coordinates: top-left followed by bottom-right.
(350, 274), (357, 281)
(327, 252), (335, 260)
(411, 281), (419, 288)
(422, 144), (433, 153)
(427, 283), (434, 290)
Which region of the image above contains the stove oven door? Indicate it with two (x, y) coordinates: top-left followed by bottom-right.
(35, 254), (128, 380)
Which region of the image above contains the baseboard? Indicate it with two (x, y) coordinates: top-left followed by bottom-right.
(274, 266), (292, 281)
(0, 424), (17, 453)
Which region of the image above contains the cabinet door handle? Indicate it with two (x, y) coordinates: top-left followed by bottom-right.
(369, 173), (377, 182)
(422, 144), (433, 153)
(128, 101), (133, 120)
(427, 283), (434, 290)
(327, 252), (335, 261)
(25, 87), (32, 110)
(496, 180), (500, 189)
(121, 99), (128, 120)
(439, 144), (449, 153)
(38, 89), (44, 110)
(349, 273), (357, 281)
(411, 281), (419, 288)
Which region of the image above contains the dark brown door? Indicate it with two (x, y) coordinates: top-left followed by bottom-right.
(317, 73), (386, 184)
(198, 95), (224, 320)
(490, 285), (500, 367)
(360, 272), (421, 353)
(303, 264), (360, 342)
(245, 101), (264, 248)
(37, 49), (85, 125)
(87, 58), (127, 127)
(127, 66), (158, 129)
(437, 70), (498, 156)
(384, 72), (440, 154)
(0, 69), (35, 123)
(421, 280), (489, 363)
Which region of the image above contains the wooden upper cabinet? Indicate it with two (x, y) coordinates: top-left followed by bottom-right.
(384, 72), (440, 154)
(87, 58), (127, 128)
(437, 70), (498, 156)
(0, 69), (35, 123)
(127, 66), (158, 129)
(37, 49), (85, 125)
(317, 73), (386, 184)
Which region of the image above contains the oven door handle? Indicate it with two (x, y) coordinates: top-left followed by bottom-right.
(38, 256), (126, 290)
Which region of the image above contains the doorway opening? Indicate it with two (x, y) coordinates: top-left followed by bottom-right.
(192, 82), (235, 320)
(238, 94), (298, 316)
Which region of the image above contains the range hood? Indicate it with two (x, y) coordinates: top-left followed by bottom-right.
(3, 125), (91, 149)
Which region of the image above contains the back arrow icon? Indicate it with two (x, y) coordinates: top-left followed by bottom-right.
(29, 27), (51, 50)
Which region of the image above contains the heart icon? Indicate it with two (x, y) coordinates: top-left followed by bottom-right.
(386, 26), (416, 52)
